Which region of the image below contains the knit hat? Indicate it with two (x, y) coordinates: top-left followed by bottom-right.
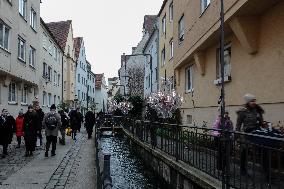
(19, 109), (24, 115)
(28, 105), (33, 109)
(50, 104), (56, 110)
(244, 93), (256, 103)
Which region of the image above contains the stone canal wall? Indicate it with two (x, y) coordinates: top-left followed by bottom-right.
(123, 128), (222, 189)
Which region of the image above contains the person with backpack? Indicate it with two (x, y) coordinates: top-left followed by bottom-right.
(42, 104), (62, 157)
(58, 108), (69, 145)
(23, 105), (40, 157)
(15, 109), (25, 148)
(0, 109), (15, 158)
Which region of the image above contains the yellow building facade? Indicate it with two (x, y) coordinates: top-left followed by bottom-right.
(173, 0), (284, 126)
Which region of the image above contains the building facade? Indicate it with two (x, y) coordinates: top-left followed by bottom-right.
(173, 0), (284, 126)
(158, 0), (175, 89)
(0, 0), (41, 116)
(46, 20), (76, 108)
(107, 77), (120, 101)
(74, 37), (88, 113)
(87, 61), (96, 111)
(143, 17), (159, 97)
(39, 19), (64, 112)
(95, 74), (108, 113)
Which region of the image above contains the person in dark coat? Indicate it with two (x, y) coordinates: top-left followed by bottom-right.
(0, 109), (15, 158)
(77, 111), (83, 132)
(58, 109), (69, 145)
(35, 104), (45, 146)
(236, 94), (264, 174)
(85, 110), (95, 139)
(23, 105), (40, 157)
(69, 108), (80, 140)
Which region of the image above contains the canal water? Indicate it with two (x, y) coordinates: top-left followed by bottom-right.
(100, 132), (167, 189)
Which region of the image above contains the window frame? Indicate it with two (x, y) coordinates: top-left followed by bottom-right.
(162, 14), (166, 34)
(18, 36), (26, 62)
(161, 47), (166, 66)
(43, 91), (47, 106)
(216, 43), (232, 80)
(178, 15), (185, 43)
(48, 93), (52, 107)
(201, 0), (211, 14)
(8, 82), (17, 103)
(19, 0), (27, 19)
(185, 65), (194, 93)
(29, 46), (36, 68)
(0, 21), (10, 51)
(21, 85), (28, 104)
(30, 8), (37, 30)
(169, 38), (174, 59)
(169, 2), (174, 22)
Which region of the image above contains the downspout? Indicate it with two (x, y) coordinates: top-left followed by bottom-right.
(61, 55), (64, 103)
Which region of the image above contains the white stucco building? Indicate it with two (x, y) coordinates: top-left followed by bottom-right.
(143, 17), (159, 97)
(0, 0), (41, 116)
(87, 61), (96, 111)
(95, 74), (108, 113)
(74, 37), (88, 114)
(39, 19), (64, 112)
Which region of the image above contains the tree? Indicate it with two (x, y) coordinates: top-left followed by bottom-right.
(128, 95), (143, 119)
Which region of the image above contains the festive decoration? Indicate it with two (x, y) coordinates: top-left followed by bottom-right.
(147, 77), (184, 119)
(108, 100), (133, 115)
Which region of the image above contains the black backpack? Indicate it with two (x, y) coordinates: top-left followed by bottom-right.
(46, 113), (58, 130)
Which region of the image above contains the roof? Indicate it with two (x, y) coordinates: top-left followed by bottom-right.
(143, 15), (157, 34)
(158, 0), (168, 17)
(95, 74), (104, 89)
(40, 18), (64, 52)
(46, 20), (72, 50)
(73, 37), (83, 60)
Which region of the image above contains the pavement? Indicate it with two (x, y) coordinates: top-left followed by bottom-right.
(0, 130), (96, 189)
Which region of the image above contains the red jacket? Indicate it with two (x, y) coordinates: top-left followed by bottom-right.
(15, 116), (24, 137)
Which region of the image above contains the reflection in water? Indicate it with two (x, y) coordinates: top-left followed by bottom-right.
(100, 132), (166, 189)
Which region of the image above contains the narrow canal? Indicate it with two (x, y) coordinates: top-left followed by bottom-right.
(100, 132), (167, 189)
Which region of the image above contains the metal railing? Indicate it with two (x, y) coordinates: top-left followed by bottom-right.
(111, 116), (284, 189)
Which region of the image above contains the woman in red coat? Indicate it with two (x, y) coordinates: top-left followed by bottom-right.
(15, 110), (24, 148)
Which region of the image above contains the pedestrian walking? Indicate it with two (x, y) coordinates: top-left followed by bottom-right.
(69, 108), (80, 140)
(236, 93), (264, 175)
(0, 109), (15, 158)
(15, 109), (25, 148)
(58, 109), (69, 145)
(35, 104), (45, 146)
(42, 104), (61, 157)
(85, 109), (95, 139)
(78, 111), (83, 132)
(212, 111), (233, 172)
(23, 105), (40, 157)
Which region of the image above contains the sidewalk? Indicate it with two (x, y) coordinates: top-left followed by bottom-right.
(0, 130), (96, 189)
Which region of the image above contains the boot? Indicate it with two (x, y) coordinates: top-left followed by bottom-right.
(51, 151), (56, 156)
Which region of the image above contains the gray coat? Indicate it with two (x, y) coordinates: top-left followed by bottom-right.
(42, 111), (62, 136)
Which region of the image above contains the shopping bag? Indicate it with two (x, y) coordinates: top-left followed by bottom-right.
(66, 127), (72, 136)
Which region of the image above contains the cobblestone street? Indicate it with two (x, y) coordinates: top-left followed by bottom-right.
(0, 131), (96, 189)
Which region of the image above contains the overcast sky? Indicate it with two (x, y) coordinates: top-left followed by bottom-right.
(41, 0), (163, 80)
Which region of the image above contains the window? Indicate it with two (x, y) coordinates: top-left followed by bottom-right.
(81, 77), (83, 84)
(201, 0), (210, 13)
(93, 88), (95, 93)
(58, 96), (60, 103)
(48, 41), (53, 55)
(82, 92), (84, 101)
(8, 82), (16, 102)
(161, 47), (165, 66)
(19, 0), (27, 19)
(29, 46), (36, 67)
(155, 67), (158, 81)
(18, 37), (26, 61)
(57, 74), (60, 86)
(186, 65), (193, 92)
(216, 44), (231, 79)
(43, 33), (47, 49)
(78, 74), (80, 83)
(54, 71), (57, 85)
(64, 81), (67, 90)
(169, 39), (174, 59)
(148, 75), (151, 88)
(169, 3), (173, 22)
(48, 93), (51, 107)
(43, 91), (46, 105)
(54, 46), (58, 60)
(186, 115), (193, 124)
(30, 8), (37, 30)
(48, 66), (52, 81)
(43, 62), (47, 77)
(78, 90), (81, 100)
(54, 95), (56, 105)
(178, 15), (185, 43)
(162, 15), (166, 34)
(0, 22), (10, 51)
(21, 86), (28, 104)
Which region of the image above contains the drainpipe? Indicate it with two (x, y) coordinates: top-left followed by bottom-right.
(61, 55), (64, 103)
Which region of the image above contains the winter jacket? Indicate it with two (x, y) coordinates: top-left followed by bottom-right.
(85, 111), (95, 127)
(236, 105), (264, 133)
(36, 109), (45, 130)
(69, 110), (80, 130)
(0, 115), (15, 145)
(15, 116), (24, 137)
(212, 116), (234, 137)
(23, 111), (40, 139)
(42, 111), (62, 136)
(60, 112), (69, 130)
